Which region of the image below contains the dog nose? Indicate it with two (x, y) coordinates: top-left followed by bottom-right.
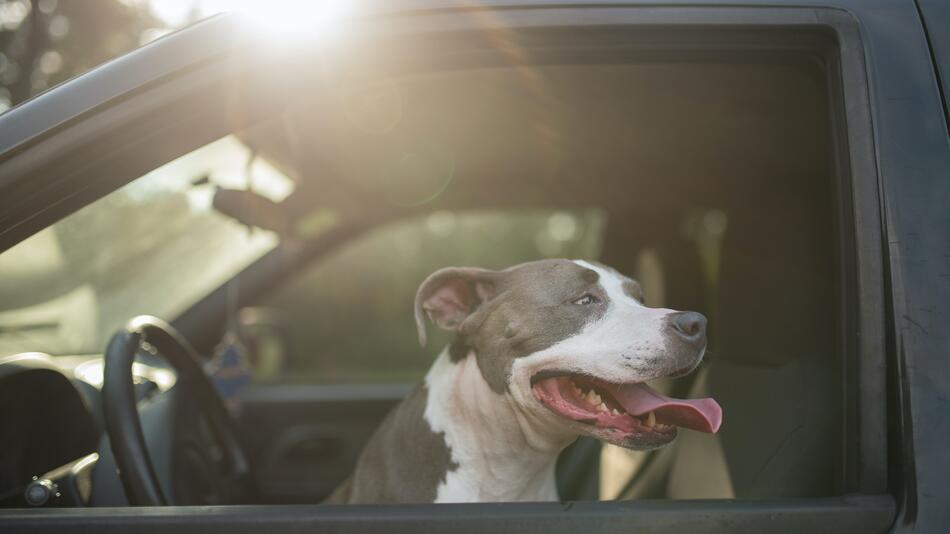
(670, 311), (707, 344)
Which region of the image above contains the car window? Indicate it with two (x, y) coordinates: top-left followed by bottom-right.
(254, 209), (606, 384)
(0, 135), (292, 357)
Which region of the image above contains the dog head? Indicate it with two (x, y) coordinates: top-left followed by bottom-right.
(415, 259), (721, 450)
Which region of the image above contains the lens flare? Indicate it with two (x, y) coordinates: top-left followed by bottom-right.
(230, 0), (352, 36)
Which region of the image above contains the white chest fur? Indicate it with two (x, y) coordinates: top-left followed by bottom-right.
(422, 348), (565, 503)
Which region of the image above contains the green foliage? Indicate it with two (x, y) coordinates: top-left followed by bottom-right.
(0, 0), (157, 108)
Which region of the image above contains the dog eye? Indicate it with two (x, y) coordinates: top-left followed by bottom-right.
(573, 294), (599, 305)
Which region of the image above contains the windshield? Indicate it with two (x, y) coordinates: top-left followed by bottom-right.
(0, 135), (292, 357)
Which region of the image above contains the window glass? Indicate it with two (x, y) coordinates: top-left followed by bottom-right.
(256, 209), (606, 384)
(0, 136), (291, 357)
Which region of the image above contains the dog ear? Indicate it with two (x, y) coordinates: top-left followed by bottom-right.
(414, 267), (498, 347)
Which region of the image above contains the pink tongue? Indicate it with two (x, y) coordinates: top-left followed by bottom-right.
(607, 383), (722, 433)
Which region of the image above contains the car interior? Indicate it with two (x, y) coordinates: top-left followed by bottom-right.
(0, 26), (850, 509)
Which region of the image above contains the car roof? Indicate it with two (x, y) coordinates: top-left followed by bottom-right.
(0, 0), (598, 156)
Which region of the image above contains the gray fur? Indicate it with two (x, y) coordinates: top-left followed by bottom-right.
(423, 259), (609, 393)
(324, 384), (457, 504)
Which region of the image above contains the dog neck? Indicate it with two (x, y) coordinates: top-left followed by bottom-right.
(423, 346), (572, 503)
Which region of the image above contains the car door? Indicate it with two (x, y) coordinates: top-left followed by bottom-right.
(2, 0), (948, 532)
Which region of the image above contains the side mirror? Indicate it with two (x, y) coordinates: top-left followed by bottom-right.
(237, 307), (292, 380)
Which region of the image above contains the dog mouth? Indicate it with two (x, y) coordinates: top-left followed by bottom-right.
(529, 371), (722, 448)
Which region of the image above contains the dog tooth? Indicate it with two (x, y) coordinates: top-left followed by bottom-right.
(597, 402), (608, 412)
(645, 412), (656, 428)
(611, 408), (621, 416)
(591, 392), (602, 405)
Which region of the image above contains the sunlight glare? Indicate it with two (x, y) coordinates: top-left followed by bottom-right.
(230, 0), (352, 37)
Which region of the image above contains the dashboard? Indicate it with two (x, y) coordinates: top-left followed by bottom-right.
(0, 353), (174, 507)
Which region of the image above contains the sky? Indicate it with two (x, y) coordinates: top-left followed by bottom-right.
(129, 0), (350, 44)
(133, 0), (230, 29)
(0, 0), (351, 111)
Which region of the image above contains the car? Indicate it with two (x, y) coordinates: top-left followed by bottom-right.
(0, 0), (948, 532)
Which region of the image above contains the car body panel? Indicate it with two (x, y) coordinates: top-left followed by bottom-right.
(0, 495), (897, 534)
(914, 0), (950, 128)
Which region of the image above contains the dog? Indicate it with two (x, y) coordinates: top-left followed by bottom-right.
(325, 259), (721, 504)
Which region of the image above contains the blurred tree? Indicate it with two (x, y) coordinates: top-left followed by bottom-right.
(0, 0), (159, 109)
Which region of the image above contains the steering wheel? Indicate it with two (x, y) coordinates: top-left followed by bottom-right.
(102, 316), (251, 505)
